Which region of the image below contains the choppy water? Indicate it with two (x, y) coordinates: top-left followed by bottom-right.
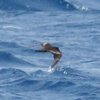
(0, 0), (100, 100)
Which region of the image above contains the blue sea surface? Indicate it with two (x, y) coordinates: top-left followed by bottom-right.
(0, 0), (100, 100)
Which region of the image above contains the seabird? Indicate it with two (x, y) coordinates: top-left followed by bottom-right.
(35, 42), (62, 72)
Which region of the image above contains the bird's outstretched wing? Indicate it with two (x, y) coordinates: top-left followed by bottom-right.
(35, 49), (47, 52)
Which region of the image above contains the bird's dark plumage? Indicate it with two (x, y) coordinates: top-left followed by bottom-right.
(36, 42), (62, 72)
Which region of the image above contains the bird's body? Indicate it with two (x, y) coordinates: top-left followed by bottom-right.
(35, 42), (62, 72)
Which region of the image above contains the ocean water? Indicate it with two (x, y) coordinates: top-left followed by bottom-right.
(0, 0), (100, 100)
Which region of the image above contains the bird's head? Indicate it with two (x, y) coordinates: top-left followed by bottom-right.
(42, 42), (53, 49)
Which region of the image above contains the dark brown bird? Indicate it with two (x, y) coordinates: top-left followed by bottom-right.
(35, 42), (62, 72)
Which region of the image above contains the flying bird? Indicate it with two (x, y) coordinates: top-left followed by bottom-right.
(35, 42), (62, 72)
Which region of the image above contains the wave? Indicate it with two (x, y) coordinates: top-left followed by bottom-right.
(0, 68), (76, 91)
(0, 0), (77, 11)
(0, 40), (36, 53)
(0, 41), (22, 48)
(0, 68), (28, 85)
(66, 0), (100, 11)
(0, 67), (99, 99)
(0, 51), (34, 67)
(0, 0), (100, 12)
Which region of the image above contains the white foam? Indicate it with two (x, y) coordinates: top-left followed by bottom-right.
(48, 66), (56, 73)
